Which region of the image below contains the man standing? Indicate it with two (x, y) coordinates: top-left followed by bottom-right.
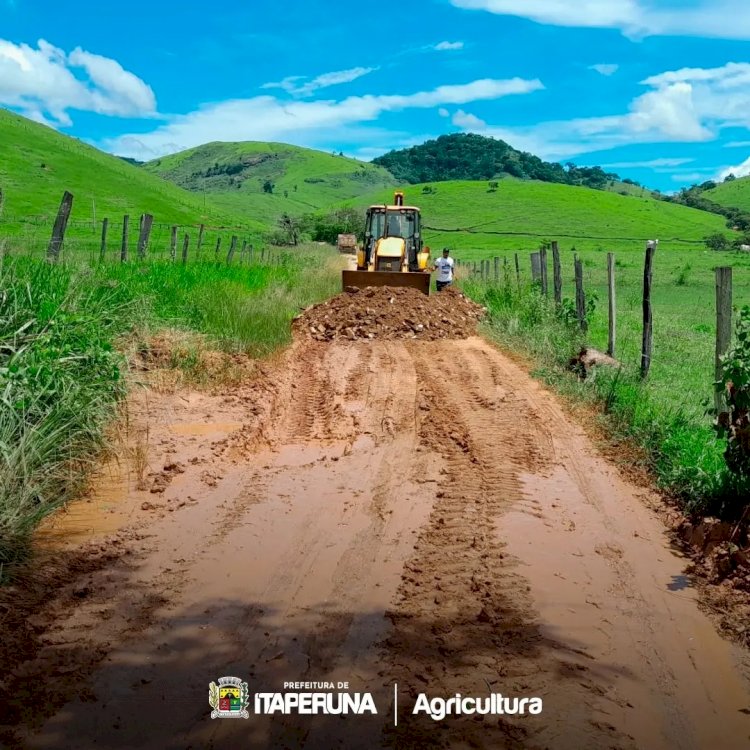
(433, 248), (455, 291)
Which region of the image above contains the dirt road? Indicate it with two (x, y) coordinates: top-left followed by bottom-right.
(3, 336), (750, 749)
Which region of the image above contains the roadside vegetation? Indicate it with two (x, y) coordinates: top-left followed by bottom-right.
(0, 246), (339, 574)
(462, 267), (750, 519)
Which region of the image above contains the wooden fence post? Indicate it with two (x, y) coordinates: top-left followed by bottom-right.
(197, 224), (205, 255)
(493, 256), (499, 282)
(552, 241), (562, 306)
(261, 246), (266, 262)
(137, 213), (153, 260)
(574, 256), (587, 332)
(227, 235), (238, 264)
(540, 245), (548, 296)
(715, 267), (733, 411)
(249, 243), (254, 263)
(170, 226), (178, 262)
(215, 236), (221, 259)
(182, 234), (189, 264)
(607, 252), (616, 357)
(514, 253), (520, 289)
(241, 239), (247, 262)
(121, 214), (129, 263)
(640, 241), (657, 378)
(99, 218), (108, 262)
(47, 190), (74, 261)
(530, 252), (541, 283)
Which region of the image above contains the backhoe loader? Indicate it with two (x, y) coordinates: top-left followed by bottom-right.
(341, 192), (431, 294)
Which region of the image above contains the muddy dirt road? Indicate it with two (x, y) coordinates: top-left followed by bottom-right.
(3, 336), (750, 749)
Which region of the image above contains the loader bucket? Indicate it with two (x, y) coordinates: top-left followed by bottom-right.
(342, 270), (431, 295)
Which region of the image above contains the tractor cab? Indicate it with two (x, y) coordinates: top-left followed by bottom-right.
(343, 191), (431, 294)
(361, 192), (427, 273)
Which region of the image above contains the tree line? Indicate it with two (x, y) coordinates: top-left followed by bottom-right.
(372, 133), (622, 191)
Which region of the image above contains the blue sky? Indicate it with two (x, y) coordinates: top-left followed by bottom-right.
(3, 0), (750, 190)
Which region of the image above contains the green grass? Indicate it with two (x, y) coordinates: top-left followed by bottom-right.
(144, 141), (397, 222)
(463, 275), (747, 515)
(352, 179), (746, 418)
(0, 108), (265, 240)
(354, 179), (728, 255)
(602, 179), (658, 199)
(0, 245), (339, 573)
(705, 176), (750, 213)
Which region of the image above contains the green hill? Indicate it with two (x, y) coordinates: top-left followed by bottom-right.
(372, 133), (621, 190)
(0, 108), (258, 233)
(603, 179), (657, 199)
(352, 179), (729, 257)
(144, 141), (397, 221)
(703, 176), (750, 213)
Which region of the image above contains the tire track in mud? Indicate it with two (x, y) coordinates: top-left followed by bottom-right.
(5, 336), (750, 750)
(381, 339), (634, 750)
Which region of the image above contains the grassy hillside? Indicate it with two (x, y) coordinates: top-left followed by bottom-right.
(144, 141), (396, 222)
(354, 178), (728, 255)
(0, 109), (259, 233)
(704, 176), (750, 213)
(603, 180), (656, 199)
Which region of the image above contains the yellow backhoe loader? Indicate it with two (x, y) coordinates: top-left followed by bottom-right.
(341, 192), (431, 294)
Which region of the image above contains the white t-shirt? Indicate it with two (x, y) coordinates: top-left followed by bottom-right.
(434, 257), (454, 282)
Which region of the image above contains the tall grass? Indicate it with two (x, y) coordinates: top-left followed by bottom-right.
(463, 274), (744, 518)
(0, 247), (339, 571)
(0, 260), (132, 570)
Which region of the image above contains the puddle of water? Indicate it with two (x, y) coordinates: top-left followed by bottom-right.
(35, 462), (137, 550)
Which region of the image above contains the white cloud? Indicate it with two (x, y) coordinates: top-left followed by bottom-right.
(718, 157), (750, 180)
(435, 41), (465, 51)
(262, 66), (376, 97)
(725, 140), (750, 148)
(450, 62), (750, 160)
(438, 107), (450, 117)
(671, 172), (709, 182)
(260, 75), (303, 94)
(452, 109), (487, 129)
(449, 0), (750, 40)
(601, 157), (694, 169)
(67, 47), (156, 115)
(105, 77), (543, 158)
(0, 38), (155, 126)
(590, 64), (619, 76)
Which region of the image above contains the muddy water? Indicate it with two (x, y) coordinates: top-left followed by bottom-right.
(35, 461), (133, 549)
(35, 420), (244, 550)
(4, 338), (750, 750)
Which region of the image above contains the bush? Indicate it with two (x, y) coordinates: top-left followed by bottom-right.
(716, 306), (750, 479)
(704, 232), (729, 251)
(302, 207), (362, 244)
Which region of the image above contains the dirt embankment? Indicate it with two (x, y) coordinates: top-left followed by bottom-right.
(1, 287), (750, 750)
(294, 286), (485, 342)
